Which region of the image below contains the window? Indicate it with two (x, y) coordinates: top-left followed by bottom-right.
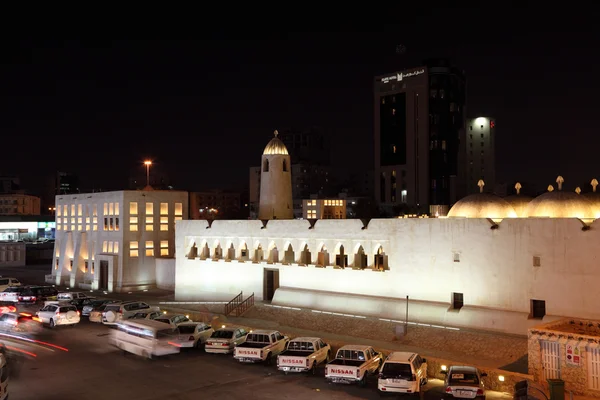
(130, 241), (139, 257)
(93, 204), (98, 216)
(109, 203), (114, 215)
(63, 205), (67, 216)
(145, 241), (154, 257)
(104, 218), (108, 231)
(453, 252), (460, 262)
(115, 217), (120, 231)
(160, 240), (169, 256)
(130, 202), (138, 215)
(160, 203), (168, 215)
(103, 203), (108, 215)
(108, 241), (113, 253)
(71, 204), (75, 215)
(114, 242), (119, 254)
(78, 204), (82, 216)
(452, 293), (464, 310)
(263, 159), (269, 172)
(109, 218), (114, 231)
(57, 207), (62, 216)
(102, 241), (108, 253)
(533, 256), (541, 267)
(175, 203), (183, 216)
(530, 299), (546, 319)
(283, 159), (287, 172)
(146, 202), (153, 215)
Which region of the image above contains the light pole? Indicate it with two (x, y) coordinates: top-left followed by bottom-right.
(143, 160), (152, 187)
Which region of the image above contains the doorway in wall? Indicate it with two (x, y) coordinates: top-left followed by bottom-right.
(263, 268), (279, 302)
(99, 260), (109, 290)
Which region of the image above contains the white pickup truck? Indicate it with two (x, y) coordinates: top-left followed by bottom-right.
(233, 329), (289, 364)
(325, 345), (383, 387)
(277, 337), (331, 374)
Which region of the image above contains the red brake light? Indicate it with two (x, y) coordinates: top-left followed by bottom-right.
(8, 306), (16, 312)
(477, 389), (484, 395)
(32, 297), (36, 302)
(77, 311), (80, 316)
(19, 313), (32, 317)
(221, 343), (228, 346)
(446, 387), (453, 393)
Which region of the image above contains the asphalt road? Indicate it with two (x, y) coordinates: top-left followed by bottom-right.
(3, 315), (455, 400)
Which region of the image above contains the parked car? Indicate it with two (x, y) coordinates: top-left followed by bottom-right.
(36, 304), (80, 328)
(378, 352), (428, 395)
(172, 322), (214, 349)
(0, 312), (43, 336)
(325, 345), (383, 387)
(277, 337), (331, 374)
(0, 277), (21, 292)
(0, 287), (29, 303)
(24, 286), (58, 303)
(233, 330), (289, 364)
(153, 314), (192, 328)
(127, 310), (162, 321)
(89, 303), (111, 323)
(205, 327), (248, 354)
(57, 292), (92, 301)
(102, 301), (160, 325)
(81, 299), (116, 317)
(441, 365), (487, 400)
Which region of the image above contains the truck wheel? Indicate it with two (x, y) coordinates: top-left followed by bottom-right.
(359, 375), (367, 387)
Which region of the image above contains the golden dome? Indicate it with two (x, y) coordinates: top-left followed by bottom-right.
(263, 130), (289, 156)
(504, 182), (532, 217)
(524, 176), (597, 219)
(448, 180), (517, 220)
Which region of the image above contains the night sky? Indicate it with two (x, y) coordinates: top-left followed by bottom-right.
(1, 13), (598, 202)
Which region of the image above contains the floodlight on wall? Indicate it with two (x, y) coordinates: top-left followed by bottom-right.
(441, 365), (447, 371)
(498, 375), (505, 382)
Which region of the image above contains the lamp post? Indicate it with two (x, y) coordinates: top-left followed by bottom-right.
(48, 207), (56, 215)
(143, 160), (152, 187)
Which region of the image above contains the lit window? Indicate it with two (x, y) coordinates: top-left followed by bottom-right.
(93, 204), (98, 216)
(77, 225), (82, 231)
(130, 202), (138, 215)
(103, 203), (108, 215)
(160, 216), (168, 224)
(130, 224), (138, 232)
(174, 216), (182, 224)
(109, 218), (114, 231)
(102, 241), (108, 252)
(78, 217), (82, 224)
(78, 204), (82, 216)
(70, 225), (75, 231)
(85, 217), (90, 224)
(130, 241), (139, 257)
(130, 216), (138, 224)
(146, 216), (154, 224)
(109, 203), (114, 216)
(115, 202), (119, 216)
(57, 207), (62, 216)
(57, 218), (62, 224)
(85, 225), (90, 231)
(145, 241), (154, 257)
(71, 217), (75, 224)
(160, 240), (168, 256)
(104, 218), (108, 231)
(146, 202), (154, 215)
(63, 205), (67, 215)
(114, 242), (119, 254)
(108, 241), (113, 253)
(160, 203), (168, 215)
(174, 203), (183, 216)
(115, 217), (120, 231)
(93, 225), (97, 231)
(160, 224), (168, 231)
(93, 217), (98, 224)
(71, 205), (75, 215)
(146, 224), (154, 231)
(57, 225), (62, 230)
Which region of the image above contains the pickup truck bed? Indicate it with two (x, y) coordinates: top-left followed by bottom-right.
(279, 350), (314, 358)
(328, 359), (364, 367)
(236, 342), (269, 349)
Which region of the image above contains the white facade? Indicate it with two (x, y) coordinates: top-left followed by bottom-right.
(49, 190), (188, 292)
(176, 217), (600, 335)
(466, 117), (496, 194)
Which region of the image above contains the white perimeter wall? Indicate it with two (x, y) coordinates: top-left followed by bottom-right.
(175, 218), (600, 334)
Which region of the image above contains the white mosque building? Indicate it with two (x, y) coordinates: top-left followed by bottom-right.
(176, 133), (600, 336)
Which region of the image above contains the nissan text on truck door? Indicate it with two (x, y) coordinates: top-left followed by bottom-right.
(233, 329), (289, 364)
(277, 337), (331, 374)
(325, 344), (383, 387)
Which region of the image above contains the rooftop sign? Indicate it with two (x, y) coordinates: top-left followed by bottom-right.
(381, 69), (425, 84)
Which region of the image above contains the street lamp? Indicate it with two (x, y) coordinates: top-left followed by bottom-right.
(143, 160), (152, 187)
(48, 207), (56, 215)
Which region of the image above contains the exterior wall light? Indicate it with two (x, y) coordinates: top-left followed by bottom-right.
(498, 375), (505, 382)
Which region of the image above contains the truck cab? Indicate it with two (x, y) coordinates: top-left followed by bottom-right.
(233, 329), (289, 364)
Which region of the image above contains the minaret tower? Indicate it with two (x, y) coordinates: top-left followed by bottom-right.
(258, 130), (293, 220)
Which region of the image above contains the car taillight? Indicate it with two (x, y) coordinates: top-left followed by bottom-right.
(306, 359), (309, 367)
(77, 311), (80, 316)
(446, 387), (453, 393)
(32, 297), (37, 302)
(221, 343), (228, 346)
(356, 369), (359, 377)
(477, 389), (484, 396)
(189, 336), (194, 341)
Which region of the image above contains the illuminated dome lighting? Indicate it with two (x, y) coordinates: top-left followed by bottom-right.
(448, 180), (517, 221)
(583, 178), (600, 218)
(263, 130), (289, 156)
(505, 182), (533, 217)
(524, 176), (597, 220)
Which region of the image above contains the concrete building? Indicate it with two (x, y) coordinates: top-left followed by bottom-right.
(258, 130), (293, 220)
(0, 241), (25, 267)
(466, 117), (496, 194)
(55, 171), (79, 195)
(0, 176), (21, 194)
(47, 189), (188, 292)
(189, 190), (242, 220)
(374, 59), (466, 216)
(302, 198), (346, 220)
(0, 194), (41, 215)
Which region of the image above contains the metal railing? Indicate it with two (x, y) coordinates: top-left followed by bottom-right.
(233, 293), (255, 317)
(224, 291), (243, 316)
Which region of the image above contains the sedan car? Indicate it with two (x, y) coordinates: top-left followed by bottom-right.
(153, 314), (192, 328)
(79, 299), (115, 316)
(442, 366), (487, 400)
(36, 304), (80, 328)
(173, 322), (214, 349)
(205, 327), (248, 354)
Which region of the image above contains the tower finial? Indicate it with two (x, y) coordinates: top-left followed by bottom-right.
(515, 182), (522, 195)
(591, 178), (598, 193)
(556, 176), (564, 190)
(575, 187), (581, 195)
(477, 179), (485, 193)
(547, 185), (554, 192)
(274, 130), (279, 137)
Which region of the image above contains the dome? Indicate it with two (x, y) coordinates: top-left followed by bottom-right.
(504, 182), (532, 217)
(524, 176), (597, 219)
(263, 130), (289, 156)
(448, 180), (517, 220)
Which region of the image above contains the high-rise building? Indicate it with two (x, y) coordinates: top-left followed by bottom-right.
(465, 117), (496, 195)
(374, 59), (466, 216)
(0, 176), (20, 194)
(55, 172), (80, 195)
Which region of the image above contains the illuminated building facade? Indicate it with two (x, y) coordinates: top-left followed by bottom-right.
(48, 189), (188, 292)
(465, 117), (496, 194)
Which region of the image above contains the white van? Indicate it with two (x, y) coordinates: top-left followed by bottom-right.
(0, 350), (8, 399)
(110, 319), (180, 359)
(378, 352), (428, 395)
(0, 277), (21, 292)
